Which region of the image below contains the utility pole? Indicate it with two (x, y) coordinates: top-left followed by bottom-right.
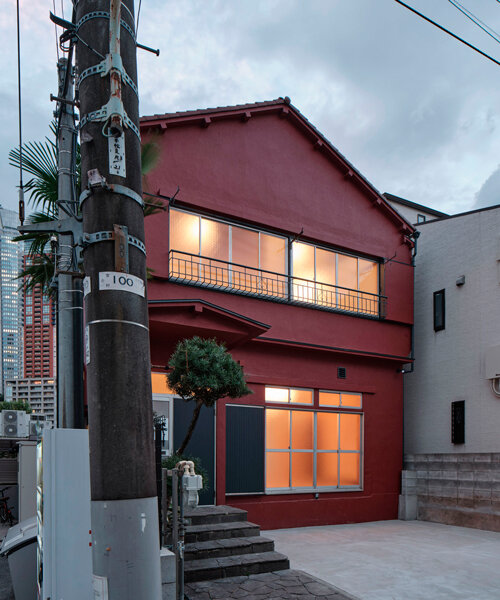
(55, 56), (84, 429)
(75, 1), (161, 597)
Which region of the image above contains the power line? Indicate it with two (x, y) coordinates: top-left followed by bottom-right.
(16, 0), (25, 225)
(393, 0), (500, 67)
(448, 0), (500, 44)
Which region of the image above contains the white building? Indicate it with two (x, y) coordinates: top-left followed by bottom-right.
(384, 193), (448, 225)
(5, 377), (56, 423)
(401, 204), (500, 531)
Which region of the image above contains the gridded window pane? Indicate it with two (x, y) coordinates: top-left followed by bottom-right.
(170, 210), (199, 255)
(317, 452), (338, 487)
(232, 227), (259, 268)
(339, 453), (360, 486)
(291, 411), (313, 449)
(200, 218), (229, 262)
(266, 452), (289, 488)
(317, 413), (338, 450)
(358, 259), (378, 293)
(151, 373), (174, 395)
(319, 391), (340, 407)
(261, 234), (286, 274)
(265, 387), (289, 403)
(266, 409), (290, 449)
(291, 452), (313, 487)
(337, 254), (358, 311)
(292, 242), (314, 280)
(290, 389), (313, 405)
(316, 248), (335, 285)
(340, 414), (361, 451)
(341, 393), (362, 408)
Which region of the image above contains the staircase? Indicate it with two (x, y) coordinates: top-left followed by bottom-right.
(183, 505), (289, 582)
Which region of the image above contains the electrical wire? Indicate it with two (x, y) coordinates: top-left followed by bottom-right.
(52, 0), (60, 60)
(393, 0), (500, 67)
(136, 0), (142, 39)
(448, 0), (500, 45)
(16, 0), (25, 226)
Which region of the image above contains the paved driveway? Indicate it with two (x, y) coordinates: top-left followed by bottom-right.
(265, 520), (500, 600)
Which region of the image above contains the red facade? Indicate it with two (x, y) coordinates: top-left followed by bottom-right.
(141, 99), (414, 529)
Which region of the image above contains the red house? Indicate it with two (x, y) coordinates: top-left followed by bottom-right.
(141, 98), (415, 530)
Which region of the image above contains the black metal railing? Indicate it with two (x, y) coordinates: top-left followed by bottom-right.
(169, 250), (386, 318)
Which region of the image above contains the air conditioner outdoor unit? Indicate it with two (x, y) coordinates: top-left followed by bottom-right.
(29, 416), (52, 438)
(1, 410), (29, 438)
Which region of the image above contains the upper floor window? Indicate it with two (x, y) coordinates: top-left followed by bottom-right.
(292, 242), (378, 315)
(169, 208), (382, 317)
(417, 214), (426, 223)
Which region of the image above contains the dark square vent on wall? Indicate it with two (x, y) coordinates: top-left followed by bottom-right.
(337, 367), (346, 379)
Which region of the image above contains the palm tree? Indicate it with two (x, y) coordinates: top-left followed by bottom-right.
(9, 126), (164, 294)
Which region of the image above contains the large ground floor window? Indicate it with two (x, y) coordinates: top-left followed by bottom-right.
(265, 387), (363, 492)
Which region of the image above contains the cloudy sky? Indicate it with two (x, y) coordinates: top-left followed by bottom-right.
(2, 0), (500, 216)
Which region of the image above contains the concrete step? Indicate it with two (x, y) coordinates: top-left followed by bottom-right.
(185, 520), (260, 543)
(184, 505), (247, 526)
(184, 535), (275, 561)
(184, 550), (290, 582)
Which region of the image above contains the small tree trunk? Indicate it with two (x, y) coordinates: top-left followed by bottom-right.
(177, 398), (204, 455)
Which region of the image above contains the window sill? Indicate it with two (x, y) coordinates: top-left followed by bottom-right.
(264, 486), (363, 495)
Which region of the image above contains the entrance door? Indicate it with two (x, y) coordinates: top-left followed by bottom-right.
(173, 399), (215, 506)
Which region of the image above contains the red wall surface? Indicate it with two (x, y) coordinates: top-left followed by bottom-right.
(142, 101), (413, 529)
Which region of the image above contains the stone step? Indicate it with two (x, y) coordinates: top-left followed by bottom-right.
(184, 535), (275, 561)
(184, 550), (290, 583)
(185, 520), (260, 543)
(184, 505), (247, 526)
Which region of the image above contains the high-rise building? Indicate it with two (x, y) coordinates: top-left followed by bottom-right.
(0, 207), (24, 393)
(23, 256), (57, 379)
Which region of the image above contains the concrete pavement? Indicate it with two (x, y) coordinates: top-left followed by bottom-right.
(265, 520), (500, 600)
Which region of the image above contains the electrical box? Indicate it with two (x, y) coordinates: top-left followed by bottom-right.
(485, 345), (500, 379)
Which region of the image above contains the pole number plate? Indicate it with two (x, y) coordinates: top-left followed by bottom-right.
(99, 272), (145, 297)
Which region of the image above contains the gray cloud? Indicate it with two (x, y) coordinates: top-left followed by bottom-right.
(474, 166), (500, 209)
(3, 0), (500, 217)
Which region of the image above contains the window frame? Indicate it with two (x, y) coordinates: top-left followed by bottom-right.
(433, 289), (445, 332)
(265, 386), (314, 406)
(264, 386), (364, 494)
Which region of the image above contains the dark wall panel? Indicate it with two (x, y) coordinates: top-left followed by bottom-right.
(226, 405), (264, 494)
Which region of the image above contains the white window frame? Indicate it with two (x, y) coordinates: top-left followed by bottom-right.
(152, 393), (175, 457)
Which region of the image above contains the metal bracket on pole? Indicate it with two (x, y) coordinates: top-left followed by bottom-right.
(79, 170), (144, 208)
(76, 11), (136, 41)
(114, 224), (129, 272)
(77, 53), (139, 99)
(81, 230), (146, 255)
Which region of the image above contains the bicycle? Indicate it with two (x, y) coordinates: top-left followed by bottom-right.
(0, 487), (14, 526)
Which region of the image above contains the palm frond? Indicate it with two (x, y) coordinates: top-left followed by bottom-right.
(9, 138), (58, 212)
(17, 255), (56, 297)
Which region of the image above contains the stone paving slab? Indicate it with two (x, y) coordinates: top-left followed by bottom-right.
(185, 569), (359, 599)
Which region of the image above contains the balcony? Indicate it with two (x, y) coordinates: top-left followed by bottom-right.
(169, 250), (386, 318)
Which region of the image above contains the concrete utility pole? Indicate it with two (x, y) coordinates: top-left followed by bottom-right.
(75, 0), (161, 597)
(55, 56), (84, 429)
